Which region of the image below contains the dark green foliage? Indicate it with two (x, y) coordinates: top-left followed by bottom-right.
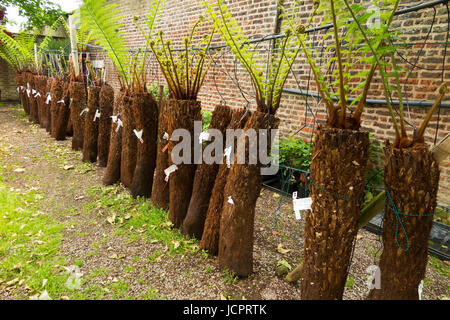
(0, 0), (65, 31)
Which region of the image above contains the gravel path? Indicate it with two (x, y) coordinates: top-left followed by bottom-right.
(0, 103), (448, 300)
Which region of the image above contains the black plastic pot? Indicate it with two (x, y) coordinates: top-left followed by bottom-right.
(365, 212), (450, 261)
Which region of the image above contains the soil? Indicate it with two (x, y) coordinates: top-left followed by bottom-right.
(0, 103), (448, 301)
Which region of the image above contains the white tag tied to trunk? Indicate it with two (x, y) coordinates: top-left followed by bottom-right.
(134, 129), (144, 143)
(115, 118), (123, 132)
(228, 196), (234, 205)
(34, 91), (41, 98)
(57, 99), (65, 105)
(418, 280), (424, 300)
(366, 265), (381, 290)
(32, 89), (36, 96)
(199, 131), (211, 144)
(292, 192), (311, 220)
(163, 132), (169, 140)
(164, 164), (178, 181)
(224, 146), (232, 168)
(46, 93), (51, 104)
(292, 194), (312, 218)
(16, 87), (20, 93)
(26, 89), (30, 97)
(93, 109), (101, 122)
(111, 115), (118, 123)
(80, 107), (89, 116)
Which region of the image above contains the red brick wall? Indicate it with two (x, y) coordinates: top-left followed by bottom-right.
(89, 0), (450, 206)
(0, 58), (19, 101)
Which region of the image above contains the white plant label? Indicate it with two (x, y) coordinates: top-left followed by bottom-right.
(134, 129), (144, 143)
(57, 99), (65, 105)
(46, 93), (51, 104)
(418, 280), (424, 300)
(366, 265), (381, 290)
(224, 146), (232, 168)
(293, 194), (312, 214)
(164, 164), (178, 181)
(80, 108), (88, 116)
(292, 192), (303, 220)
(228, 196), (234, 205)
(199, 131), (211, 144)
(163, 132), (169, 140)
(115, 118), (123, 132)
(94, 109), (101, 122)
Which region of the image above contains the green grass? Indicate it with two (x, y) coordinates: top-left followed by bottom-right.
(0, 179), (69, 300)
(86, 185), (200, 256)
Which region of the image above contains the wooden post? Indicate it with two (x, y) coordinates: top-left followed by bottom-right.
(69, 14), (79, 78)
(34, 43), (38, 70)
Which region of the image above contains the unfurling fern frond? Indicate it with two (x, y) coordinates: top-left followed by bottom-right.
(79, 0), (130, 88)
(204, 0), (302, 114)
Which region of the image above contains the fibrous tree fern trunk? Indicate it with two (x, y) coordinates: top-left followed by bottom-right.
(103, 92), (123, 186)
(36, 75), (48, 129)
(69, 81), (86, 150)
(219, 111), (279, 277)
(151, 98), (170, 210)
(120, 94), (138, 188)
(82, 86), (101, 162)
(130, 92), (158, 198)
(50, 78), (65, 139)
(98, 84), (114, 167)
(167, 99), (202, 228)
(181, 105), (233, 239)
(200, 108), (251, 255)
(367, 144), (439, 300)
(301, 125), (369, 300)
(28, 73), (39, 124)
(45, 77), (53, 133)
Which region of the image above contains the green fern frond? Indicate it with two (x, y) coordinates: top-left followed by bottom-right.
(79, 0), (130, 88)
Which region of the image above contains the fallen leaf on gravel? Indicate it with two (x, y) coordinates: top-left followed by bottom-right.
(60, 296), (70, 300)
(357, 234), (364, 240)
(109, 253), (126, 260)
(6, 278), (19, 286)
(14, 168), (25, 173)
(171, 240), (180, 250)
(273, 193), (280, 198)
(42, 279), (47, 287)
(272, 231), (279, 236)
(74, 196), (84, 201)
(277, 244), (291, 255)
(63, 165), (74, 170)
(106, 214), (116, 225)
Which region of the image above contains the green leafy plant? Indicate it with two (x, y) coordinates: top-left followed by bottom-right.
(204, 0), (303, 114)
(277, 137), (312, 171)
(201, 110), (212, 132)
(147, 82), (169, 101)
